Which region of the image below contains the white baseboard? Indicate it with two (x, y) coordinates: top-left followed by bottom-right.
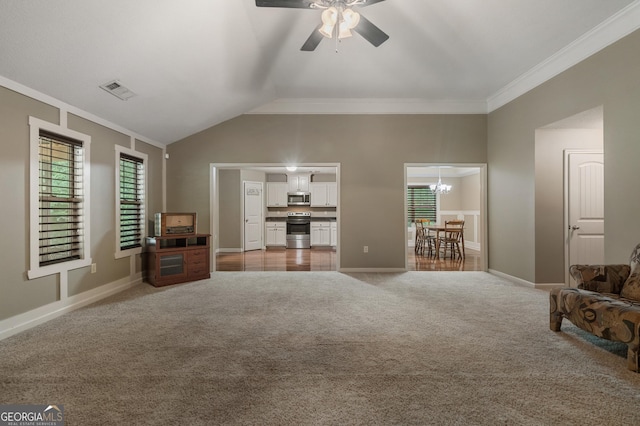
(0, 275), (141, 342)
(464, 242), (481, 251)
(340, 268), (407, 273)
(489, 269), (536, 288)
(534, 283), (566, 291)
(216, 248), (243, 253)
(489, 269), (566, 291)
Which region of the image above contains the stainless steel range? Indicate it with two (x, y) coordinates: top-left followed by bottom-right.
(286, 211), (311, 249)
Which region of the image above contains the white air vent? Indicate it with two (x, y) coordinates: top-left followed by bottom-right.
(99, 79), (136, 101)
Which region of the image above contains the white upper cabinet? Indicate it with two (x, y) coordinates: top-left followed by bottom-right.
(266, 182), (288, 207)
(327, 182), (337, 206)
(310, 182), (337, 207)
(288, 174), (310, 192)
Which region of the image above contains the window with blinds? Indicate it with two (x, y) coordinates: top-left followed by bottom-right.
(38, 131), (85, 266)
(407, 185), (437, 225)
(119, 153), (144, 250)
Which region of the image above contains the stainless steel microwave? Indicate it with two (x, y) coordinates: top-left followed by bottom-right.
(287, 192), (310, 206)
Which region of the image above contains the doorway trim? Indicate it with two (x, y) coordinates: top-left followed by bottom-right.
(209, 162), (341, 272)
(404, 163), (488, 271)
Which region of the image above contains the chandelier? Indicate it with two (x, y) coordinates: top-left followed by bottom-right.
(429, 168), (452, 194)
(313, 1), (362, 40)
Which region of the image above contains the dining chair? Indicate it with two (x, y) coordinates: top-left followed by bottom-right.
(423, 220), (437, 256)
(414, 219), (426, 254)
(439, 220), (465, 259)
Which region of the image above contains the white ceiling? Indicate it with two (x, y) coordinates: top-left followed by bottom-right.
(0, 0), (638, 145)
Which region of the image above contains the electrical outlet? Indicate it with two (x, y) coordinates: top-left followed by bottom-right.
(91, 263), (96, 274)
(363, 246), (369, 253)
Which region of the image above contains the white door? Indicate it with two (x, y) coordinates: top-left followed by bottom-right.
(566, 151), (604, 286)
(244, 181), (263, 251)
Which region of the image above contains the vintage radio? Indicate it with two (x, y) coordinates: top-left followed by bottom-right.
(154, 212), (197, 236)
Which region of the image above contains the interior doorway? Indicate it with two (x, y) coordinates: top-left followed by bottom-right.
(210, 163), (340, 272)
(534, 106), (604, 286)
(405, 164), (487, 271)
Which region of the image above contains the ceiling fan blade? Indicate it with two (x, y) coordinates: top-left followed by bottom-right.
(301, 24), (324, 51)
(353, 15), (389, 47)
(255, 0), (316, 8)
(360, 0), (387, 6)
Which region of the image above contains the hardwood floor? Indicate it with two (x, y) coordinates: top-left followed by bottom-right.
(407, 248), (482, 271)
(215, 247), (482, 271)
(216, 248), (337, 271)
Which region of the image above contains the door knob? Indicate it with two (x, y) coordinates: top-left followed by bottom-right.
(570, 225), (580, 230)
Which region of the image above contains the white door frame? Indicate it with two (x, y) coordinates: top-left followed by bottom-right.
(563, 149), (604, 286)
(404, 163), (488, 272)
(210, 163), (341, 272)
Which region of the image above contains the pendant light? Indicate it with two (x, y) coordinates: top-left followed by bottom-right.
(429, 168), (452, 194)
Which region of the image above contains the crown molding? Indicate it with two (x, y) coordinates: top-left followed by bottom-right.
(0, 75), (164, 148)
(248, 98), (488, 115)
(487, 0), (640, 112)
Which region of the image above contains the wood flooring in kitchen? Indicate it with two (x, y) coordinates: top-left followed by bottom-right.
(215, 247), (482, 272)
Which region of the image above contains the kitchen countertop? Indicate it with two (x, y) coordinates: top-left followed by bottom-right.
(265, 217), (286, 221)
(265, 215), (336, 221)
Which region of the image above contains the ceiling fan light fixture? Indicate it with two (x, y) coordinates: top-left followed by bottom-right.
(256, 0), (389, 51)
(341, 8), (360, 29)
(319, 7), (338, 38)
(338, 27), (353, 38)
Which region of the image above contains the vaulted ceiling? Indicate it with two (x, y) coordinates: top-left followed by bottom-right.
(0, 0), (637, 145)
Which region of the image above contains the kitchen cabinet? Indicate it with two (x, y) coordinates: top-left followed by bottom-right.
(310, 182), (337, 207)
(311, 221), (331, 246)
(288, 174), (310, 193)
(266, 182), (288, 207)
(265, 222), (286, 246)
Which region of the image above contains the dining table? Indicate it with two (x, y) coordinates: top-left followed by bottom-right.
(425, 224), (465, 259)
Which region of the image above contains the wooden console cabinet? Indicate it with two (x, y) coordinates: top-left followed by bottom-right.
(145, 234), (210, 287)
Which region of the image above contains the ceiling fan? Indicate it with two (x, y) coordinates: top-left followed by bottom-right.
(255, 0), (389, 51)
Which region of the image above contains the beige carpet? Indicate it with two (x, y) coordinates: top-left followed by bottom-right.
(1, 272), (639, 425)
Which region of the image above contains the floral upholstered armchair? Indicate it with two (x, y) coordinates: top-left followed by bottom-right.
(550, 243), (640, 372)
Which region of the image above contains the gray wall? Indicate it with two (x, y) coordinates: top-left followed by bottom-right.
(1, 86), (60, 319)
(311, 173), (337, 183)
(217, 168), (267, 250)
(488, 28), (640, 283)
(218, 169), (242, 249)
(167, 115), (487, 269)
(0, 86), (163, 321)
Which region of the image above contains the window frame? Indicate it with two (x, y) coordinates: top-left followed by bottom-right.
(28, 117), (92, 279)
(115, 145), (148, 259)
